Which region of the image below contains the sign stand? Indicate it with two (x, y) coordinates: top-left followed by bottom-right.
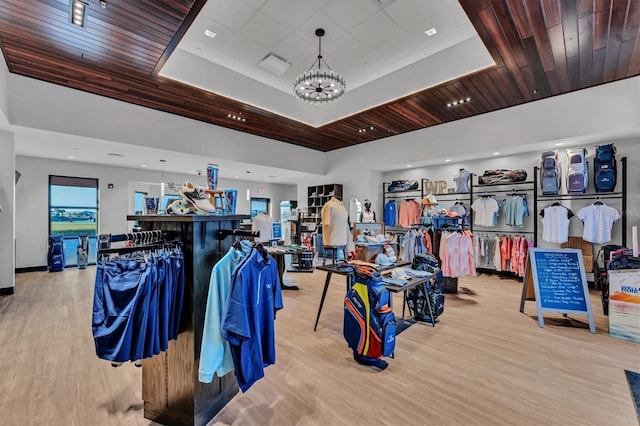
(520, 248), (596, 333)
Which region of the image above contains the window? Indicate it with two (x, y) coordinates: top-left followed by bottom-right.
(49, 176), (99, 267)
(250, 197), (270, 218)
(134, 191), (147, 215)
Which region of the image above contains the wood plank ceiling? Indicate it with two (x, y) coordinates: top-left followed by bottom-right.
(0, 0), (639, 152)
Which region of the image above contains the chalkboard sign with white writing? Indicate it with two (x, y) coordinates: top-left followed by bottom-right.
(522, 248), (595, 333)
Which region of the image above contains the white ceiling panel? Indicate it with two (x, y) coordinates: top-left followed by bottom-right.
(322, 0), (380, 31)
(239, 12), (291, 50)
(272, 33), (315, 70)
(259, 0), (317, 31)
(350, 11), (403, 49)
(294, 11), (346, 46)
(241, 0), (267, 9)
(183, 15), (235, 52)
(202, 0), (257, 32)
(223, 34), (267, 65)
(383, 0), (446, 30)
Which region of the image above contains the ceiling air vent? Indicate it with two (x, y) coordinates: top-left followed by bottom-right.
(107, 152), (124, 157)
(257, 53), (291, 76)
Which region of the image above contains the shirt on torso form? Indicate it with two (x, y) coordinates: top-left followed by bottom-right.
(361, 209), (376, 223)
(321, 197), (349, 246)
(577, 203), (621, 244)
(252, 212), (274, 242)
(454, 169), (471, 193)
(541, 205), (571, 243)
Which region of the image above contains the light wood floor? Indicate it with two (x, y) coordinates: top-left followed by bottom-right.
(1, 267), (638, 426)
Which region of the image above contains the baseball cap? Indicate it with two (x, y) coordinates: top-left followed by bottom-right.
(421, 193), (438, 205)
(375, 253), (395, 266)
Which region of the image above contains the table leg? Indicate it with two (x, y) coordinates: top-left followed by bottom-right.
(314, 272), (332, 331)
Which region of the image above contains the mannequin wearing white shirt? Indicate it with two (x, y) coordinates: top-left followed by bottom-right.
(360, 199), (376, 223)
(251, 212), (273, 243)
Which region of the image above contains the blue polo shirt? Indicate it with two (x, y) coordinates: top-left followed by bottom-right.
(222, 247), (283, 392)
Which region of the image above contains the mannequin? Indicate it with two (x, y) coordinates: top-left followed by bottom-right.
(454, 168), (471, 193)
(251, 211), (273, 243)
(321, 196), (349, 247)
(360, 199), (376, 223)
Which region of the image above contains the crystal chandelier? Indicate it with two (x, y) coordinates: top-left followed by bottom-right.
(294, 28), (346, 104)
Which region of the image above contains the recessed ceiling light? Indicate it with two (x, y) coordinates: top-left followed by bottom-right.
(492, 152), (500, 155)
(425, 28), (437, 36)
(406, 165), (412, 168)
(141, 165), (147, 168)
(204, 29), (216, 39)
(445, 159), (451, 162)
(70, 0), (88, 27)
(555, 142), (564, 146)
(67, 155), (75, 159)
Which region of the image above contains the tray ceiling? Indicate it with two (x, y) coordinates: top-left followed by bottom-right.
(0, 0), (639, 152)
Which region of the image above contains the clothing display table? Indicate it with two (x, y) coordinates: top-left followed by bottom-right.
(313, 261), (409, 331)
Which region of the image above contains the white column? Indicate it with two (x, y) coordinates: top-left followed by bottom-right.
(0, 131), (15, 293)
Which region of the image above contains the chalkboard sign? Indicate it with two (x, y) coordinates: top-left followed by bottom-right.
(520, 248), (595, 333)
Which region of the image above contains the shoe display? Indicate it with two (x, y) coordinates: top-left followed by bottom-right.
(179, 181), (217, 214)
(167, 198), (194, 215)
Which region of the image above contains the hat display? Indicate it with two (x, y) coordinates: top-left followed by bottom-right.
(421, 193), (438, 205)
(375, 253), (395, 266)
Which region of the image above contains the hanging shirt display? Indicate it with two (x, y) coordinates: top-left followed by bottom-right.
(398, 199), (421, 227)
(503, 195), (529, 227)
(384, 200), (397, 227)
(540, 204), (573, 243)
(471, 197), (500, 227)
(577, 202), (621, 244)
(199, 244), (247, 383)
(222, 245), (283, 393)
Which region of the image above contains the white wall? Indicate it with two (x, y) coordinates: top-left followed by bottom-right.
(380, 136), (640, 249)
(8, 74), (327, 176)
(0, 131), (15, 290)
(15, 156), (295, 268)
(0, 53), (9, 126)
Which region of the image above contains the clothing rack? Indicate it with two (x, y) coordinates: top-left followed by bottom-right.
(216, 229), (260, 240)
(98, 230), (173, 250)
(474, 230), (535, 234)
(533, 157), (627, 247)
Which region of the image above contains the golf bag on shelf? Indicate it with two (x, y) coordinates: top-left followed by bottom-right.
(566, 148), (588, 193)
(594, 143), (617, 193)
(540, 150), (561, 195)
